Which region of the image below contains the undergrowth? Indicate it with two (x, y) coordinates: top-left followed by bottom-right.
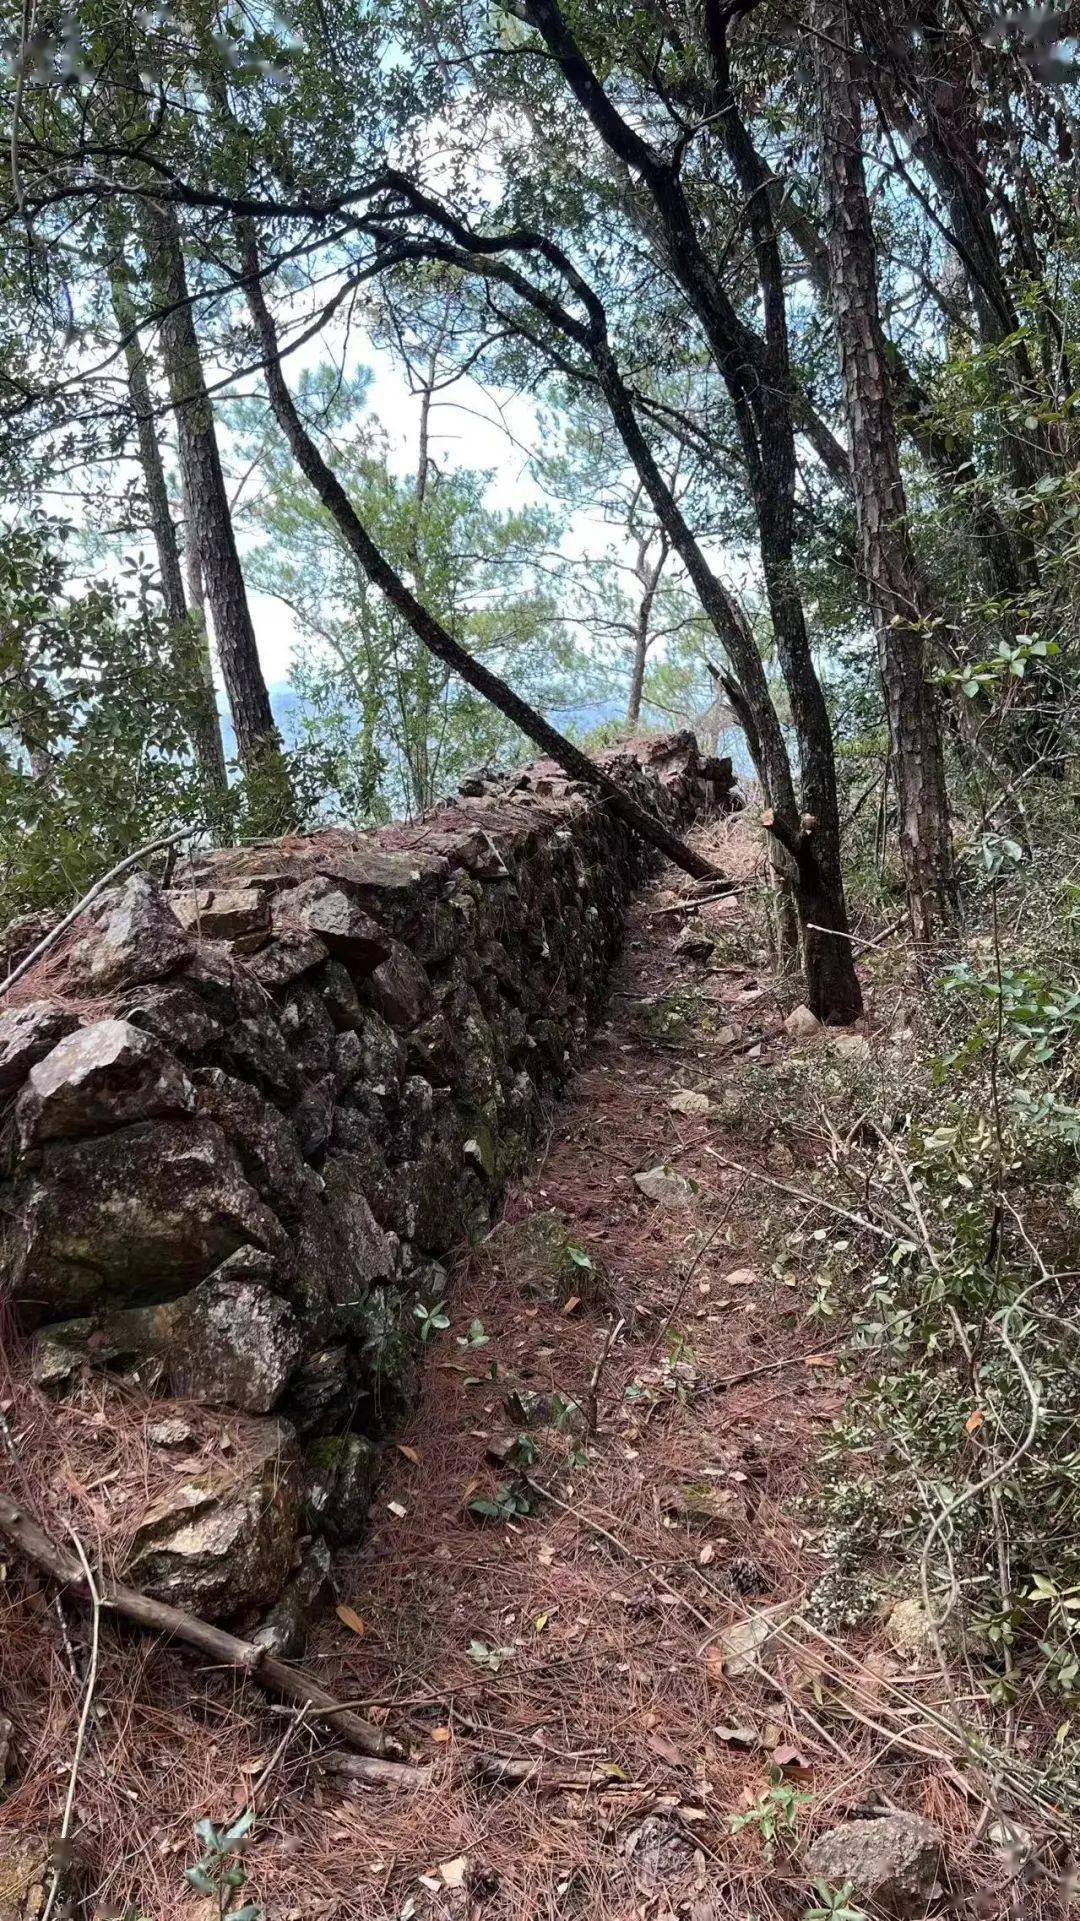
(739, 814), (1080, 1839)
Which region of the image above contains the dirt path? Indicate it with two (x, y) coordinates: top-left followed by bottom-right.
(267, 819), (856, 1920)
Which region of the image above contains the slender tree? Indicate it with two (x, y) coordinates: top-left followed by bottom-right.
(109, 260), (228, 801)
(141, 202), (293, 816)
(239, 223), (729, 885)
(815, 0), (956, 941)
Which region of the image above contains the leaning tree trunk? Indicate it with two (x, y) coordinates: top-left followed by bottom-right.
(815, 0), (957, 943)
(239, 227), (729, 887)
(110, 264), (228, 801)
(142, 202), (294, 821)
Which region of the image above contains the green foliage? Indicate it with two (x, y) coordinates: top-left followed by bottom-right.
(729, 1777), (812, 1860)
(412, 1299), (450, 1344)
(804, 1885), (868, 1921)
(456, 1317), (490, 1349)
(467, 1481), (538, 1522)
(0, 524), (210, 920)
(241, 369), (596, 823)
(184, 1811), (260, 1921)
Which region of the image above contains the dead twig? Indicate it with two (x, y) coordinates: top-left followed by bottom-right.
(40, 1527), (101, 1921)
(692, 1345), (843, 1396)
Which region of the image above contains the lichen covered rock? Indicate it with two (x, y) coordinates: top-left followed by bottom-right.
(0, 1001), (77, 1094)
(303, 1433), (381, 1544)
(168, 1274), (303, 1412)
(126, 1418), (301, 1619)
(62, 871), (192, 994)
(16, 1018), (194, 1147)
(805, 1813), (943, 1919)
(12, 1118), (286, 1320)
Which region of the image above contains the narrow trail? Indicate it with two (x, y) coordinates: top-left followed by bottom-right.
(282, 818), (854, 1920)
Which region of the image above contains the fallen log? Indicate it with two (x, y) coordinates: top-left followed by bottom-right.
(0, 1492), (399, 1762)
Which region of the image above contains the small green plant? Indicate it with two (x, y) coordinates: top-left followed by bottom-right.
(184, 1811), (260, 1919)
(804, 1883), (868, 1921)
(729, 1777), (812, 1861)
(467, 1638), (514, 1671)
(468, 1481), (537, 1522)
(549, 1391), (582, 1430)
(413, 1299), (450, 1343)
(457, 1317), (490, 1348)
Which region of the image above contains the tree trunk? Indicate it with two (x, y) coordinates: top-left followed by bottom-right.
(141, 201), (293, 818)
(705, 659), (800, 972)
(240, 227), (728, 887)
(516, 0), (862, 1020)
(110, 265), (228, 801)
(815, 1), (957, 943)
(626, 531), (666, 726)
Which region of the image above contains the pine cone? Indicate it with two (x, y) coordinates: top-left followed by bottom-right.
(727, 1554), (766, 1596)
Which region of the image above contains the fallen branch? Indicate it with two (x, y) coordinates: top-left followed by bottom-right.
(648, 888), (740, 917)
(326, 1751), (642, 1794)
(693, 1345), (843, 1395)
(324, 1753), (433, 1790)
(41, 1528), (100, 1921)
(0, 1492), (399, 1761)
(703, 1146), (895, 1242)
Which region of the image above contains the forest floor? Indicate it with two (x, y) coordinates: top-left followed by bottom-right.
(0, 816), (1034, 1921)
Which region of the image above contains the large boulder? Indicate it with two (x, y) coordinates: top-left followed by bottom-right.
(121, 979), (227, 1056)
(805, 1813), (943, 1919)
(16, 1018), (195, 1147)
(307, 1155), (399, 1320)
(11, 1118), (287, 1320)
(125, 1418), (301, 1620)
(27, 1257), (300, 1413)
(62, 871), (193, 994)
(247, 931), (328, 990)
(0, 1001), (77, 1095)
(170, 885), (270, 945)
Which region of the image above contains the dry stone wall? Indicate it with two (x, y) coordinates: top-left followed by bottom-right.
(0, 734), (731, 1630)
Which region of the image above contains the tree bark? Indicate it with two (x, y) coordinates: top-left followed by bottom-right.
(110, 265), (228, 800)
(815, 1), (957, 943)
(240, 227), (729, 886)
(141, 201), (293, 814)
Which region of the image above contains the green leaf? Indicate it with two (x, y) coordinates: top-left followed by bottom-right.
(222, 1810), (256, 1847)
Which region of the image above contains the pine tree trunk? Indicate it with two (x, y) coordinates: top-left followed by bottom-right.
(815, 0), (957, 943)
(141, 202), (293, 816)
(110, 267), (228, 800)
